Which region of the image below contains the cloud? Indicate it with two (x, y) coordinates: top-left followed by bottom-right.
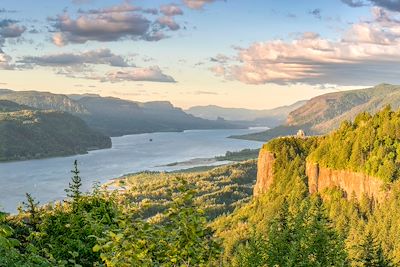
(157, 16), (180, 31)
(370, 0), (400, 11)
(0, 19), (26, 39)
(211, 8), (400, 86)
(0, 8), (17, 13)
(20, 48), (130, 67)
(193, 90), (218, 95)
(210, 54), (230, 63)
(103, 66), (176, 83)
(342, 0), (400, 11)
(160, 4), (183, 16)
(183, 0), (218, 9)
(50, 3), (173, 46)
(308, 9), (322, 19)
(341, 0), (366, 7)
(0, 49), (14, 70)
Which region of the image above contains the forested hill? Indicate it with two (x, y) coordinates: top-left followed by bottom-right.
(76, 96), (241, 136)
(235, 83), (400, 141)
(0, 89), (88, 114)
(0, 89), (242, 136)
(0, 100), (111, 161)
(308, 105), (400, 183)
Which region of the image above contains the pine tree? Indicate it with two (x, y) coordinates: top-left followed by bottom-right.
(356, 231), (392, 267)
(266, 197), (348, 267)
(22, 193), (39, 230)
(65, 160), (82, 207)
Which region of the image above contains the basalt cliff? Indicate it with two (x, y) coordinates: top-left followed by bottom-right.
(255, 145), (388, 202)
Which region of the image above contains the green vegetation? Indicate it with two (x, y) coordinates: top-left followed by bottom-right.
(113, 160), (257, 220)
(309, 105), (400, 182)
(215, 148), (260, 161)
(0, 89), (242, 138)
(236, 83), (400, 142)
(4, 105), (400, 266)
(0, 100), (111, 161)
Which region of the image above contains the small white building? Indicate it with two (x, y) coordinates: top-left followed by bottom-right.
(297, 129), (306, 138)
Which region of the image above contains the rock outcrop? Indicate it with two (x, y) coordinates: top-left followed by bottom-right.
(254, 148), (275, 196)
(306, 162), (388, 202)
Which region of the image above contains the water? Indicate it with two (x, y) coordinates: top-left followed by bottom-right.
(0, 128), (265, 213)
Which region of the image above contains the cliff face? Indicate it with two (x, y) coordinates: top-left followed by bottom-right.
(254, 148), (388, 202)
(254, 148), (275, 196)
(306, 162), (387, 202)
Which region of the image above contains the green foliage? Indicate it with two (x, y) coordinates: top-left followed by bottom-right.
(65, 160), (83, 205)
(113, 160), (257, 220)
(309, 106), (400, 182)
(215, 148), (260, 161)
(353, 231), (392, 267)
(0, 213), (50, 267)
(233, 197), (348, 267)
(96, 179), (221, 266)
(0, 100), (111, 161)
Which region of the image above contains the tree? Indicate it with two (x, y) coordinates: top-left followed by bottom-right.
(65, 160), (82, 206)
(22, 193), (39, 231)
(355, 231), (392, 267)
(265, 197), (348, 267)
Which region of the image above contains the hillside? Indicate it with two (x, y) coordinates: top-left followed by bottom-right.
(186, 100), (307, 127)
(235, 83), (400, 141)
(0, 89), (88, 114)
(0, 100), (111, 161)
(76, 96), (241, 136)
(0, 89), (242, 137)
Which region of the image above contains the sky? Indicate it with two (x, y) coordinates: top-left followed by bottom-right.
(1, 0), (400, 109)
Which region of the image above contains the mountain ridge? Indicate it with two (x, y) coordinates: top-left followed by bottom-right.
(0, 100), (111, 161)
(235, 83), (400, 141)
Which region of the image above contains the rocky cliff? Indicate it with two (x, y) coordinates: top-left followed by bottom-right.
(254, 146), (388, 202)
(306, 162), (388, 202)
(254, 148), (275, 196)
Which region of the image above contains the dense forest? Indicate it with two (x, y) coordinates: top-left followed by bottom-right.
(3, 107), (400, 266)
(0, 100), (111, 161)
(309, 105), (400, 182)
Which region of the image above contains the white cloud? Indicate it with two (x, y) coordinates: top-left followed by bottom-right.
(211, 8), (400, 86)
(103, 66), (176, 83)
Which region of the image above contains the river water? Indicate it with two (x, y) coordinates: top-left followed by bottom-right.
(0, 128), (265, 213)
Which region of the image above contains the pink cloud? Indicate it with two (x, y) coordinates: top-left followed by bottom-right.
(211, 8), (400, 85)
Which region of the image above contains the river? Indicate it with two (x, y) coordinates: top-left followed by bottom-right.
(0, 128), (265, 213)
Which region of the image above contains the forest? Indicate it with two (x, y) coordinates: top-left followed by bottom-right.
(2, 107), (400, 266)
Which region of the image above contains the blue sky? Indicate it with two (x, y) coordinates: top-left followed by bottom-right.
(0, 0), (399, 109)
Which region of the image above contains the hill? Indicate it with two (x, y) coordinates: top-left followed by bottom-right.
(186, 100), (307, 127)
(0, 89), (242, 137)
(0, 90), (88, 114)
(0, 100), (111, 161)
(75, 96), (241, 136)
(235, 83), (400, 141)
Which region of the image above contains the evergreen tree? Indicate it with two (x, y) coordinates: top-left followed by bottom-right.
(355, 231), (392, 267)
(265, 197), (348, 267)
(22, 193), (39, 230)
(65, 160), (82, 209)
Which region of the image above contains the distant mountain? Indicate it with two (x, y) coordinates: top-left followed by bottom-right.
(0, 90), (242, 137)
(0, 100), (111, 161)
(75, 96), (241, 136)
(186, 100), (307, 127)
(235, 84), (400, 141)
(0, 90), (88, 114)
